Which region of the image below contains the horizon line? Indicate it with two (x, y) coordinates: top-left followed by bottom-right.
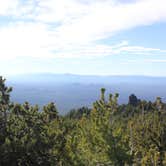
(2, 72), (166, 78)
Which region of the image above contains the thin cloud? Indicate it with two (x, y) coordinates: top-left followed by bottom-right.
(126, 59), (166, 64)
(0, 0), (166, 59)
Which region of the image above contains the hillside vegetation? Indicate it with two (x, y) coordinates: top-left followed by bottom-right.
(0, 76), (166, 165)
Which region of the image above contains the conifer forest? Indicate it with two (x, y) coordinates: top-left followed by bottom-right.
(0, 76), (166, 166)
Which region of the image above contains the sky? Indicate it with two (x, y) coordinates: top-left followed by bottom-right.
(0, 0), (166, 76)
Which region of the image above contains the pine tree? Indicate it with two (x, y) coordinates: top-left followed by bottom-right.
(0, 76), (12, 146)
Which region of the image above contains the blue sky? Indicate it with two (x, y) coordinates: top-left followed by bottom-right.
(0, 0), (166, 76)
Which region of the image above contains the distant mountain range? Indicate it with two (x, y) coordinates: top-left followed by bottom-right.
(5, 73), (166, 114)
(7, 73), (166, 84)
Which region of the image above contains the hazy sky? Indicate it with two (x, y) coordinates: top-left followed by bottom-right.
(0, 0), (166, 76)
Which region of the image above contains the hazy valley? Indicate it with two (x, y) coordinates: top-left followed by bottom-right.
(6, 73), (166, 114)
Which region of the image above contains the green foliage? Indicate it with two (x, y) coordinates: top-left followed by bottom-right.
(65, 89), (131, 165)
(65, 107), (91, 120)
(0, 78), (166, 165)
(129, 110), (166, 165)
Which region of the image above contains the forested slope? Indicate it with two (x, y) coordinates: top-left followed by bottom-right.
(0, 76), (166, 165)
